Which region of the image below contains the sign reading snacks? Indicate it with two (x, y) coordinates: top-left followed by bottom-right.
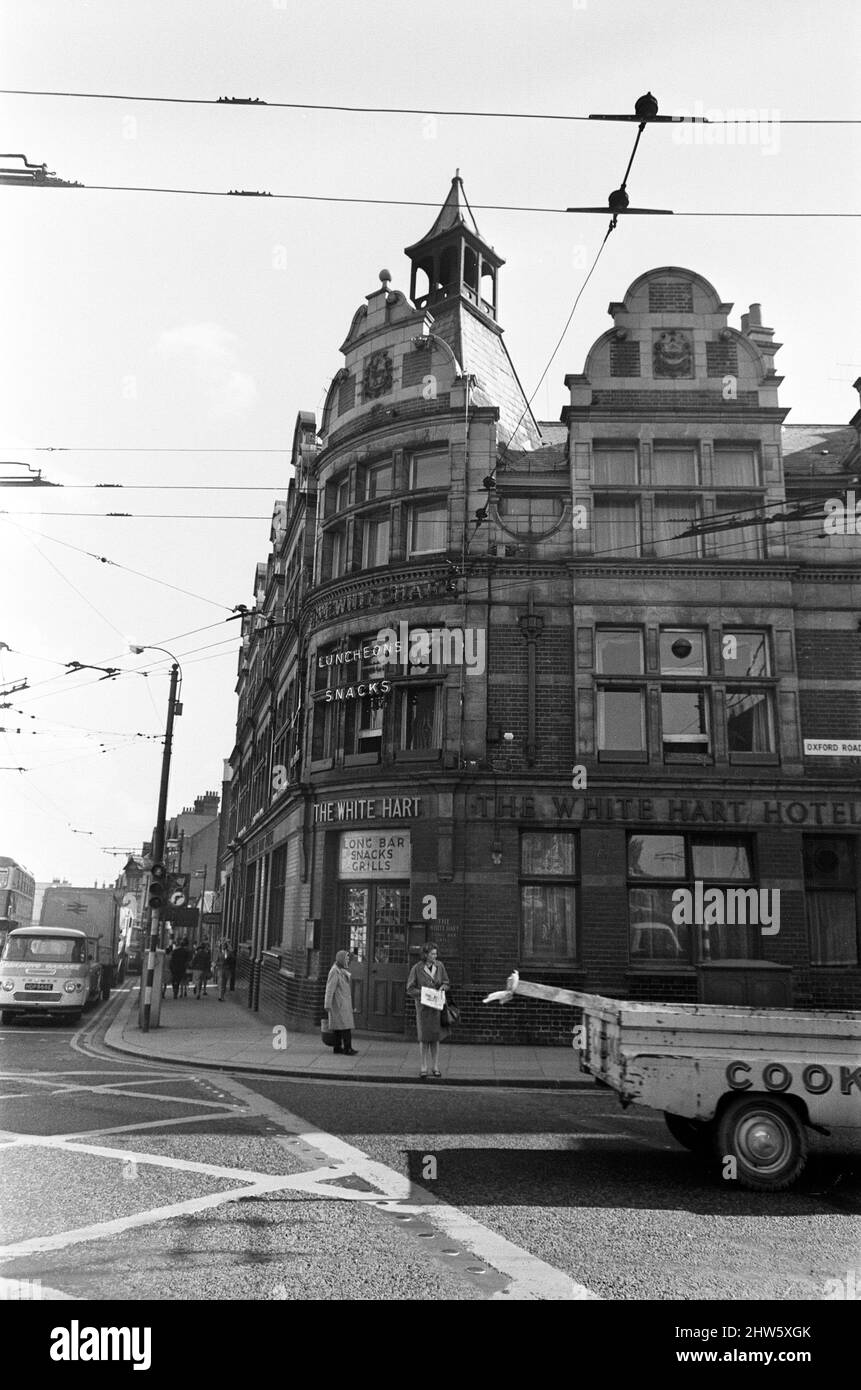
(338, 831), (411, 878)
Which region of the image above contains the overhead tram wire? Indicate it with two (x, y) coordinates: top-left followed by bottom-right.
(1, 511), (275, 519)
(1, 178), (855, 217)
(0, 516), (237, 611)
(7, 617), (241, 703)
(0, 86), (857, 124)
(474, 96), (654, 529)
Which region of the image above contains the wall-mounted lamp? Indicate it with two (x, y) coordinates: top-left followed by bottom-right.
(491, 840), (503, 866)
(502, 731), (515, 743)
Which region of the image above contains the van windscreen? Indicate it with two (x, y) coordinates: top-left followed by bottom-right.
(3, 936), (86, 963)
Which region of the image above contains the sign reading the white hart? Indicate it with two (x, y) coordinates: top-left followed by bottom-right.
(338, 831), (411, 879)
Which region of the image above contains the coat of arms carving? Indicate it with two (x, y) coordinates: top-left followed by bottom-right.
(362, 349), (393, 399)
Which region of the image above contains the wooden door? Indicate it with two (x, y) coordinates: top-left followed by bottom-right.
(341, 883), (409, 1032)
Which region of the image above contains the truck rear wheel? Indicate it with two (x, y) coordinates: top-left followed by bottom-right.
(716, 1094), (807, 1191)
(664, 1111), (712, 1154)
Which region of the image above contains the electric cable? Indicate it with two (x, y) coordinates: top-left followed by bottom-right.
(0, 511), (275, 519)
(0, 179), (855, 217)
(1, 86), (856, 124)
(0, 515), (236, 610)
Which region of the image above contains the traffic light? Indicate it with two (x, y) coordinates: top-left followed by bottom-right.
(148, 863), (166, 912)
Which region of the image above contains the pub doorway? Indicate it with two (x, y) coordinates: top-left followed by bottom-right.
(341, 882), (410, 1032)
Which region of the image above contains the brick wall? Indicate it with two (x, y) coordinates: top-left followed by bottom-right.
(799, 690), (861, 737)
(649, 283), (694, 313)
(796, 631), (861, 679)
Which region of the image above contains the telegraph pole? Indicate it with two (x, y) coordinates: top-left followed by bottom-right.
(141, 662), (180, 1032)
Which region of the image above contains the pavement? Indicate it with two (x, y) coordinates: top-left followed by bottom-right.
(104, 983), (591, 1088)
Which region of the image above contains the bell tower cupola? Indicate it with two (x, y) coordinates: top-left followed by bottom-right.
(405, 171), (503, 323)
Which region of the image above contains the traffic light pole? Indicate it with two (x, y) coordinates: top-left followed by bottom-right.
(141, 663), (180, 1033)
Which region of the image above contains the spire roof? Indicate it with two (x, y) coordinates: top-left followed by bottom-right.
(405, 171), (488, 256)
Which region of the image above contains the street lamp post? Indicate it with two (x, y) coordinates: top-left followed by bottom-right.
(192, 864), (208, 944)
(131, 645), (182, 1033)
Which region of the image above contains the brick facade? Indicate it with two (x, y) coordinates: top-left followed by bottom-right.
(221, 205), (861, 1042)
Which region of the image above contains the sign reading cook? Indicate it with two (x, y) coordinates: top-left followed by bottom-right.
(726, 1060), (861, 1096)
(338, 831), (411, 879)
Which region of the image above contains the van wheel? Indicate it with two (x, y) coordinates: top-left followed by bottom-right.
(716, 1095), (807, 1191)
(664, 1111), (712, 1154)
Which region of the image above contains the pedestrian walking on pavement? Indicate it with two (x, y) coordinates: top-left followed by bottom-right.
(324, 949), (357, 1055)
(170, 940), (191, 999)
(406, 942), (450, 1079)
(216, 939), (235, 1001)
(191, 942), (211, 998)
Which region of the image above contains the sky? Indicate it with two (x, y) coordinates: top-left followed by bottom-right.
(0, 0), (859, 888)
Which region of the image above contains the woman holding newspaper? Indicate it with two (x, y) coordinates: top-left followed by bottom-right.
(406, 942), (450, 1080)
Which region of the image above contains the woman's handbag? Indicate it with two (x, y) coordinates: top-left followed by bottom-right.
(320, 1017), (336, 1047)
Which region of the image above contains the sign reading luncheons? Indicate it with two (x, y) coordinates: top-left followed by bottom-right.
(338, 831), (411, 879)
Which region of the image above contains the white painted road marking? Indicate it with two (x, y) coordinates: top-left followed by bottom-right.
(0, 1066), (600, 1299)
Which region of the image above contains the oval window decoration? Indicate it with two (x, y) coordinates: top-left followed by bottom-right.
(497, 494), (564, 537)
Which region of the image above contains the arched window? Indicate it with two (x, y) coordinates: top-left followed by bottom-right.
(480, 260), (496, 315)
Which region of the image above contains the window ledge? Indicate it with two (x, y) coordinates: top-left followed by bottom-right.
(519, 963), (585, 973)
(394, 749), (442, 763)
(598, 751), (649, 763)
(626, 965), (697, 975)
(344, 752), (381, 767)
(729, 753), (779, 765)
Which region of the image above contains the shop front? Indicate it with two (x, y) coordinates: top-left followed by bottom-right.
(465, 786), (861, 1014)
(314, 794), (428, 1033)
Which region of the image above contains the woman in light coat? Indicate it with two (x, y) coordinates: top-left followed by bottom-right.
(324, 949), (357, 1056)
(406, 942), (450, 1079)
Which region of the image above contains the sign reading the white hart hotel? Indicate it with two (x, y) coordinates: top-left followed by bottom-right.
(338, 831), (411, 878)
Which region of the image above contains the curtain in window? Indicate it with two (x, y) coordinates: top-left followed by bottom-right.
(690, 839), (752, 879)
(714, 495), (763, 559)
(593, 449), (638, 485)
(806, 892), (858, 965)
(363, 514), (390, 568)
(715, 450), (759, 486)
(410, 504), (447, 554)
(521, 832), (577, 875)
(653, 451), (698, 485)
(597, 689), (646, 752)
(593, 500), (640, 558)
(521, 885), (576, 959)
(401, 687), (438, 749)
(653, 497), (699, 557)
(726, 690), (774, 752)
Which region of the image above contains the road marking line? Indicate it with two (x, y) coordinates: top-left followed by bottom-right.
(1, 1068), (601, 1298)
(51, 1087), (240, 1108)
(0, 1133), (281, 1183)
(216, 1080), (599, 1300)
(46, 1111), (247, 1141)
(0, 1179), (290, 1260)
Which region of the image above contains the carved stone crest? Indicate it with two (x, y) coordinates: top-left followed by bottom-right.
(362, 349), (393, 399)
(653, 329), (694, 378)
